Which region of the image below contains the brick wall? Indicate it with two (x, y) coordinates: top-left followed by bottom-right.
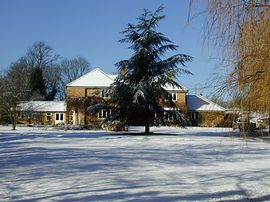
(67, 87), (86, 97)
(175, 92), (187, 112)
(189, 111), (226, 127)
(67, 87), (101, 98)
(86, 88), (100, 97)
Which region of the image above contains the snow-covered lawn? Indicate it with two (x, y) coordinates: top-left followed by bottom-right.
(1, 126), (270, 202)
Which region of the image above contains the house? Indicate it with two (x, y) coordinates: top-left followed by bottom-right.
(17, 68), (226, 127)
(187, 95), (226, 126)
(66, 68), (117, 127)
(18, 101), (66, 126)
(65, 68), (226, 127)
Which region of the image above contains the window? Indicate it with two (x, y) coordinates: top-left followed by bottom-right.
(69, 111), (74, 124)
(98, 109), (111, 119)
(101, 89), (111, 98)
(164, 111), (176, 122)
(191, 112), (199, 121)
(165, 94), (171, 101)
(55, 113), (64, 121)
(165, 92), (177, 101)
(46, 113), (52, 121)
(21, 112), (31, 119)
(70, 112), (73, 121)
(172, 93), (177, 101)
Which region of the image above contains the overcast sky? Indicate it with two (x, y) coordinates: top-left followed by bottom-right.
(0, 0), (218, 94)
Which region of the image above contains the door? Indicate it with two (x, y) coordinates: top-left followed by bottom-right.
(55, 113), (64, 125)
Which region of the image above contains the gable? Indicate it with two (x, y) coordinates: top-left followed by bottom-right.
(187, 95), (226, 112)
(66, 68), (117, 87)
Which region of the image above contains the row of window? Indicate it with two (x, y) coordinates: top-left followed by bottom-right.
(97, 110), (180, 122)
(101, 90), (177, 101)
(21, 111), (197, 122)
(19, 112), (64, 122)
(164, 112), (177, 121)
(46, 113), (64, 121)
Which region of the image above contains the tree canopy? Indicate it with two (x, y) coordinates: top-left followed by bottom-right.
(89, 6), (192, 134)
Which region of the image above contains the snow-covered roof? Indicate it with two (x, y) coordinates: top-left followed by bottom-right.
(66, 68), (189, 93)
(18, 101), (66, 112)
(187, 95), (226, 112)
(107, 74), (117, 80)
(163, 83), (188, 92)
(67, 68), (117, 87)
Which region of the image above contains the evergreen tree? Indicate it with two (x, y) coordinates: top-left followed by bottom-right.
(89, 6), (192, 134)
(26, 41), (60, 101)
(29, 67), (47, 99)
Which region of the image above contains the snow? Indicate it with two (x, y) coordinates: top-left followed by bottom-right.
(66, 68), (188, 92)
(66, 68), (116, 87)
(187, 95), (226, 112)
(163, 83), (188, 92)
(108, 74), (118, 80)
(1, 126), (270, 201)
(18, 101), (66, 112)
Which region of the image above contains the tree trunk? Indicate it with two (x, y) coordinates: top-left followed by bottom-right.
(144, 106), (150, 134)
(145, 123), (150, 134)
(268, 112), (270, 135)
(12, 122), (16, 130)
(7, 111), (16, 130)
(11, 117), (16, 130)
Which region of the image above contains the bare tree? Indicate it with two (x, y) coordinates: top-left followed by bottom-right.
(0, 64), (31, 130)
(25, 41), (59, 69)
(61, 56), (91, 82)
(58, 56), (91, 99)
(43, 65), (61, 100)
(25, 41), (60, 100)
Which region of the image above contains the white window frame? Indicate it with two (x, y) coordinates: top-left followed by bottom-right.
(191, 112), (199, 121)
(98, 109), (111, 119)
(55, 113), (64, 121)
(165, 92), (177, 102)
(46, 113), (52, 121)
(171, 92), (177, 101)
(164, 111), (176, 122)
(101, 89), (111, 98)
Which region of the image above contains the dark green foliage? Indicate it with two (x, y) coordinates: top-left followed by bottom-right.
(45, 83), (57, 101)
(26, 41), (60, 101)
(29, 67), (47, 98)
(88, 6), (192, 134)
(114, 6), (192, 133)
